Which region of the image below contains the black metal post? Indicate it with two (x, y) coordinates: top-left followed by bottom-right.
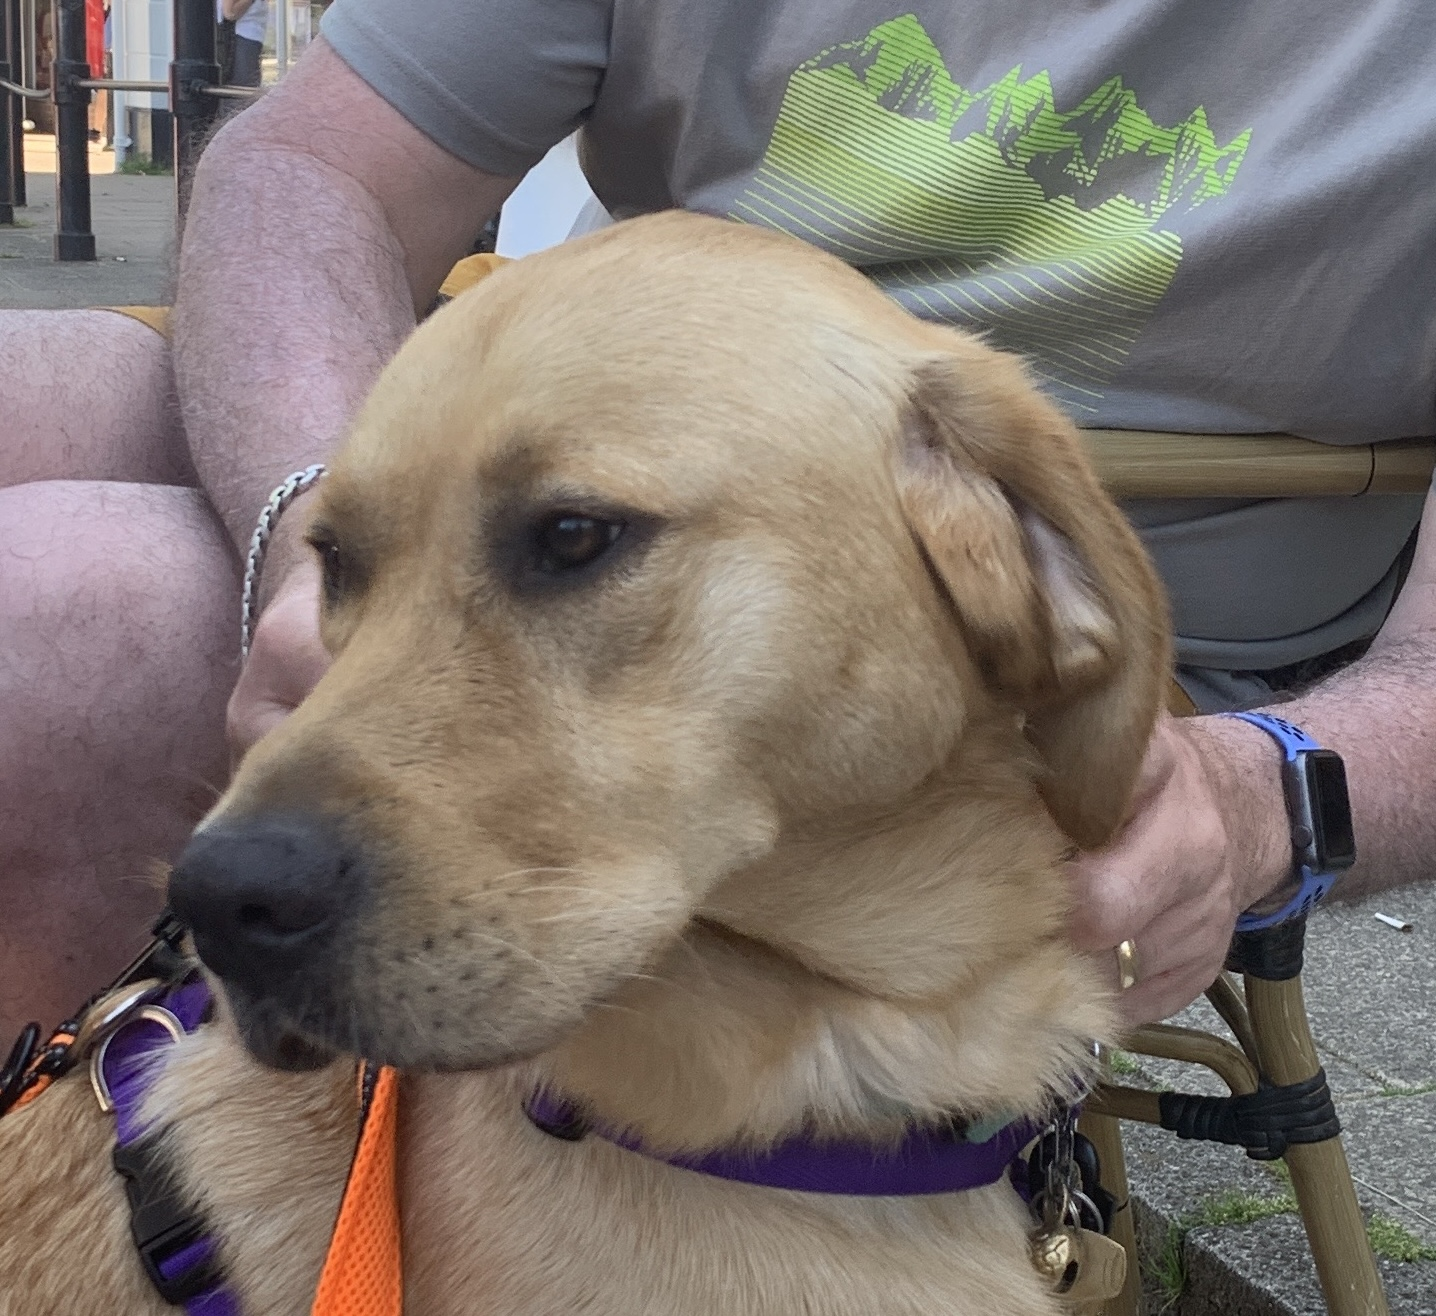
(52, 0), (94, 260)
(171, 0), (220, 223)
(7, 0), (24, 208)
(0, 0), (16, 223)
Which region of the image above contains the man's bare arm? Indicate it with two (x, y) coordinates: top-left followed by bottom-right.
(1218, 484), (1436, 902)
(1069, 482), (1436, 1022)
(175, 38), (518, 566)
(175, 39), (520, 751)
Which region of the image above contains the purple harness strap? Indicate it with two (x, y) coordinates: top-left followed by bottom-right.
(525, 1091), (1041, 1196)
(102, 977), (240, 1316)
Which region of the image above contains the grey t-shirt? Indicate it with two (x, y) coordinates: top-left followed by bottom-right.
(322, 0), (1434, 677)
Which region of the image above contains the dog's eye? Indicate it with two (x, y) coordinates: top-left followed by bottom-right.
(532, 513), (625, 574)
(307, 533), (345, 604)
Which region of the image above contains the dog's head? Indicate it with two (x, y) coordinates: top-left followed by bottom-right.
(170, 212), (1169, 1070)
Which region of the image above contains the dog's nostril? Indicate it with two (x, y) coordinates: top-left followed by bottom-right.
(169, 816), (357, 979)
(233, 891), (331, 939)
(234, 900), (323, 936)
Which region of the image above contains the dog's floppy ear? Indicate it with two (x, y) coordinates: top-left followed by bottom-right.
(894, 343), (1171, 849)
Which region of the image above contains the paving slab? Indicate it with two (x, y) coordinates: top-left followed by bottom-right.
(1132, 993), (1382, 1102)
(1338, 1092), (1436, 1250)
(1, 168), (175, 309)
(1302, 888), (1436, 1092)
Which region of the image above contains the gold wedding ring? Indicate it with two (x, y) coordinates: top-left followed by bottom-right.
(1115, 939), (1140, 992)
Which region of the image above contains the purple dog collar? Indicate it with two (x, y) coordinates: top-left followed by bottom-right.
(525, 1091), (1041, 1196)
(100, 976), (239, 1316)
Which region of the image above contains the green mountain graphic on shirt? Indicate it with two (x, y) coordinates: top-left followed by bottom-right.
(729, 14), (1251, 413)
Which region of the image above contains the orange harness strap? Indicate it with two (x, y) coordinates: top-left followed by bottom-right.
(311, 1064), (404, 1316)
(5, 1027), (78, 1115)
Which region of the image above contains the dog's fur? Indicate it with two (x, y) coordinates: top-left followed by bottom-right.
(0, 212), (1169, 1315)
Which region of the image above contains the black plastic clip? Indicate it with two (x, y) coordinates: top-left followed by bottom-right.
(112, 1135), (224, 1304)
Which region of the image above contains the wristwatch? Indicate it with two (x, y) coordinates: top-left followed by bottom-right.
(1219, 712), (1356, 931)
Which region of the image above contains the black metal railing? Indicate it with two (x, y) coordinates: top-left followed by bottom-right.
(0, 0), (261, 257)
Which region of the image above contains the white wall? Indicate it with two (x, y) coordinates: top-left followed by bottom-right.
(110, 0), (173, 158)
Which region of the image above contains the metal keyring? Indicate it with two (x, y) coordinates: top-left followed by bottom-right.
(88, 1005), (187, 1114)
(70, 979), (166, 1058)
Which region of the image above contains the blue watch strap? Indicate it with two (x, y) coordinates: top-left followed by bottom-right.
(1219, 711), (1338, 931)
(1222, 711), (1321, 760)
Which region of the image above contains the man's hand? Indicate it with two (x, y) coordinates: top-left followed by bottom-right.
(227, 559), (330, 758)
(1066, 712), (1292, 1025)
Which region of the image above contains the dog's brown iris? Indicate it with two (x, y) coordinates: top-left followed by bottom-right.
(307, 532), (345, 605)
(534, 514), (624, 574)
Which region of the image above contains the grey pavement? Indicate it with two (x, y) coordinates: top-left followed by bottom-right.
(5, 133), (1435, 1316)
(1, 168), (175, 309)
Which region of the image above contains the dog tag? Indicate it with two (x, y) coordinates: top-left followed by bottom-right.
(1061, 1228), (1128, 1303)
(1029, 1227), (1079, 1288)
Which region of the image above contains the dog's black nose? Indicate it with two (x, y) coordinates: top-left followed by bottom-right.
(168, 816), (357, 986)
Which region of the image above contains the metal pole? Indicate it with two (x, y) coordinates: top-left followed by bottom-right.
(274, 0), (289, 75)
(1, 0), (16, 223)
(9, 0), (23, 207)
(171, 0), (219, 222)
(52, 0), (94, 260)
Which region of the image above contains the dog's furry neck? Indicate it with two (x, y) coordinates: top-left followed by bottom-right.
(533, 714), (1113, 1155)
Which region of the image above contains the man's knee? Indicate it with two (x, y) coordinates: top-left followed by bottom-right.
(0, 310), (189, 489)
(0, 481), (239, 793)
(0, 481), (239, 1033)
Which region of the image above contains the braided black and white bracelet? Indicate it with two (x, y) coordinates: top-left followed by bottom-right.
(239, 464), (327, 660)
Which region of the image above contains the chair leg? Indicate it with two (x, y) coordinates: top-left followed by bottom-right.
(1245, 974), (1389, 1316)
(1077, 1111), (1142, 1316)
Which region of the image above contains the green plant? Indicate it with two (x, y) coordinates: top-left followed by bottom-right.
(1143, 1222), (1186, 1312)
(117, 154), (172, 176)
(1377, 1079), (1436, 1098)
(1262, 1158), (1294, 1189)
(1107, 1049), (1141, 1077)
(1366, 1213), (1436, 1263)
(1192, 1187), (1297, 1228)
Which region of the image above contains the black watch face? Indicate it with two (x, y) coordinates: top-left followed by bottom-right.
(1305, 750), (1356, 871)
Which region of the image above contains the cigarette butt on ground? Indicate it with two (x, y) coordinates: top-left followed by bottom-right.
(1374, 913), (1414, 932)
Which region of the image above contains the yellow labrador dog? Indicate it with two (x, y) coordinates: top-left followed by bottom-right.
(0, 211), (1168, 1315)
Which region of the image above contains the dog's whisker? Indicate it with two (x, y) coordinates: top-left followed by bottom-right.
(474, 868), (599, 896)
(510, 883), (678, 918)
(530, 906), (673, 926)
(461, 929), (583, 1012)
(585, 999), (643, 1018)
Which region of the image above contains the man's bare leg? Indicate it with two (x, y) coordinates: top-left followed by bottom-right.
(0, 310), (193, 488)
(0, 311), (235, 1039)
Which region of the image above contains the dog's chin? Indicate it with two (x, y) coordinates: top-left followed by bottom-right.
(221, 983), (562, 1073)
(226, 997), (341, 1072)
